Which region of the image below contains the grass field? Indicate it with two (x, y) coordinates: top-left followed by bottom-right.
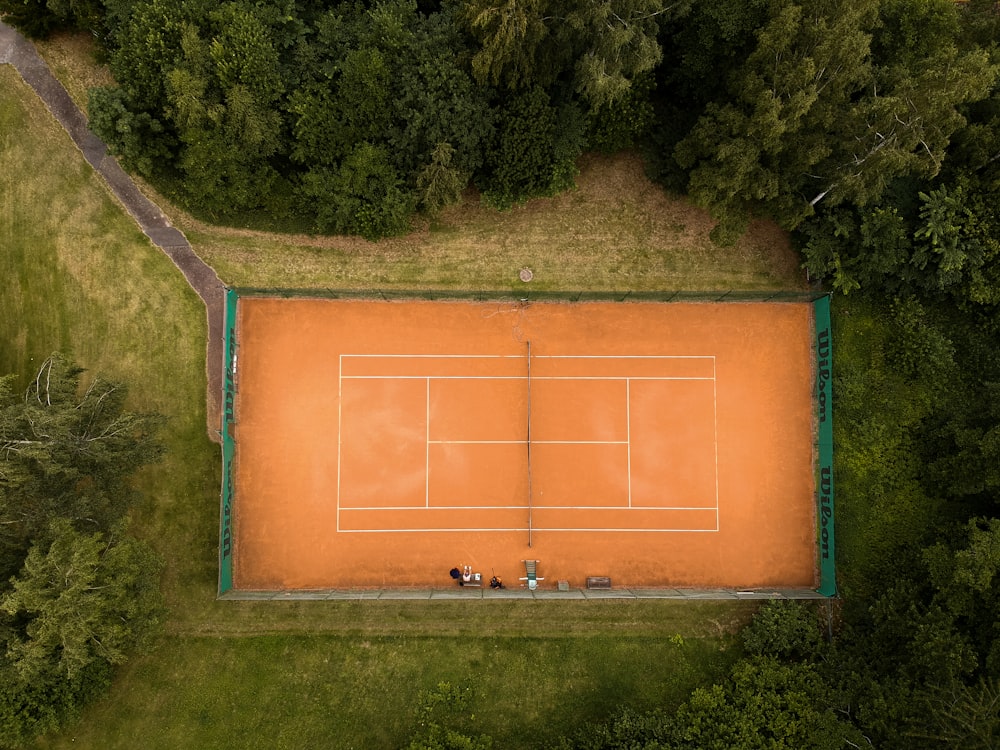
(34, 627), (742, 750)
(4, 44), (800, 748)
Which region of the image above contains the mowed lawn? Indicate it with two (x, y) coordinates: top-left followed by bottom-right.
(4, 44), (798, 748)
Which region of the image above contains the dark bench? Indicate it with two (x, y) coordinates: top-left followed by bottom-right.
(586, 576), (612, 589)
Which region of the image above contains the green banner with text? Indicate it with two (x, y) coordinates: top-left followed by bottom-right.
(814, 295), (836, 596)
(219, 289), (238, 594)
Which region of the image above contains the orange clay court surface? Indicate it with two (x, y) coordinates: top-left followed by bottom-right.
(232, 299), (817, 590)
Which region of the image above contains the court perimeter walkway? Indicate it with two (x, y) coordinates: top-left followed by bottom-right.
(222, 587), (829, 601)
(1, 21), (225, 440)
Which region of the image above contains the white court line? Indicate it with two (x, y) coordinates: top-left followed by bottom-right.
(540, 376), (713, 380)
(626, 378), (632, 508)
(341, 375), (714, 380)
(425, 377), (430, 508)
(338, 527), (720, 533)
(713, 358), (720, 532)
(427, 439), (629, 445)
(531, 355), (714, 359)
(336, 354), (343, 532)
(337, 353), (720, 532)
(340, 505), (717, 511)
(343, 505), (530, 510)
(343, 354), (711, 358)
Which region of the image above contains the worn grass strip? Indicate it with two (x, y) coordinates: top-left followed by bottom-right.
(171, 598), (756, 638)
(175, 153), (805, 293)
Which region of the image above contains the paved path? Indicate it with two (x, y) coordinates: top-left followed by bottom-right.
(1, 21), (225, 442)
(222, 587), (829, 601)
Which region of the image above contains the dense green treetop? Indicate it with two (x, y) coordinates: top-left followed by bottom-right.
(0, 356), (161, 577)
(671, 0), (997, 244)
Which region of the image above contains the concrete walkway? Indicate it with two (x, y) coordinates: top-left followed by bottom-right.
(221, 587), (830, 601)
(1, 21), (225, 441)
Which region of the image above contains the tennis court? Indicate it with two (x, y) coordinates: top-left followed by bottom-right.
(229, 299), (817, 590)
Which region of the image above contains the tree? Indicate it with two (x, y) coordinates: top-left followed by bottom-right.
(300, 143), (414, 239)
(86, 0), (193, 177)
(0, 657), (111, 748)
(460, 0), (550, 91)
(741, 600), (824, 661)
(672, 0), (997, 243)
(587, 72), (655, 153)
(289, 45), (392, 168)
(912, 185), (984, 289)
(88, 86), (175, 177)
(380, 7), (494, 181)
(914, 678), (1000, 750)
(480, 85), (585, 208)
(657, 0), (770, 106)
(458, 0), (669, 108)
(566, 0), (666, 107)
(674, 0), (877, 242)
(417, 142), (469, 214)
(798, 169), (1000, 303)
(2, 519), (162, 682)
(0, 0), (104, 39)
(924, 517), (1000, 671)
(0, 0), (64, 39)
(289, 2), (491, 231)
(104, 0), (191, 112)
(164, 8), (287, 214)
(0, 356), (162, 580)
(669, 657), (865, 749)
(824, 44), (997, 210)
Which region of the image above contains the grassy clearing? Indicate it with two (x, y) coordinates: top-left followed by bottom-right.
(2, 59), (771, 749)
(171, 152), (805, 293)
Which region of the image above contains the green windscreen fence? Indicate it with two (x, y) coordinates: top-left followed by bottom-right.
(219, 288), (238, 594)
(216, 290), (832, 596)
(814, 295), (836, 596)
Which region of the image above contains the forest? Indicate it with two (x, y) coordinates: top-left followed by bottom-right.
(0, 0), (990, 251)
(2, 0), (1000, 747)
